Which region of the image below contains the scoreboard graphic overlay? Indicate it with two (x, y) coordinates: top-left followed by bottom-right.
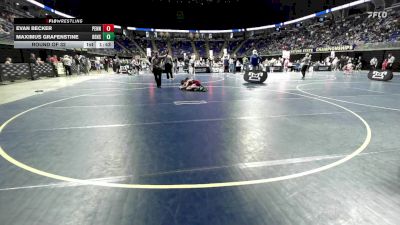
(14, 19), (114, 49)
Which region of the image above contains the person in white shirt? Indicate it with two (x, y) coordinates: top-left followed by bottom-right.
(62, 55), (72, 76)
(370, 57), (378, 70)
(229, 58), (234, 73)
(95, 57), (101, 73)
(236, 60), (242, 71)
(387, 54), (395, 70)
(5, 57), (12, 65)
(332, 57), (339, 71)
(164, 51), (174, 79)
(275, 58), (282, 67)
(189, 55), (196, 75)
(282, 58), (288, 72)
(325, 57), (331, 66)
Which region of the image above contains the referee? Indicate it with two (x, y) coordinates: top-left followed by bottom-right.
(301, 53), (312, 80)
(151, 51), (166, 88)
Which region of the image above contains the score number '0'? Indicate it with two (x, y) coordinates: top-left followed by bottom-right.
(102, 24), (114, 32)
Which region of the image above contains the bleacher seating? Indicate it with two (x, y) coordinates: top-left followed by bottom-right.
(209, 41), (224, 57)
(195, 41), (207, 57)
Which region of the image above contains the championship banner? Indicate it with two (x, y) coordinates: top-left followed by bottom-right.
(368, 70), (393, 81)
(244, 70), (268, 83)
(290, 45), (354, 54)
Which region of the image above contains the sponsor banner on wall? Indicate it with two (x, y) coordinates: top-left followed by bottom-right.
(314, 66), (331, 71)
(195, 67), (210, 73)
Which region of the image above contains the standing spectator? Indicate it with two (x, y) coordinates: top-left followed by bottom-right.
(236, 59), (242, 72)
(173, 58), (178, 74)
(29, 53), (37, 64)
(232, 54), (237, 74)
(370, 57), (378, 70)
(95, 57), (101, 73)
(46, 55), (51, 63)
(339, 56), (346, 71)
(113, 56), (121, 73)
(229, 57), (234, 73)
(164, 51), (174, 80)
(49, 55), (59, 64)
(49, 55), (59, 77)
(250, 50), (262, 70)
(243, 57), (249, 71)
(78, 56), (86, 75)
(85, 57), (92, 74)
(332, 57), (339, 71)
(387, 54), (395, 71)
(104, 57), (110, 72)
(276, 57), (283, 67)
(132, 58), (141, 75)
(74, 55), (81, 75)
(283, 58), (290, 72)
(382, 58), (388, 71)
(189, 55), (196, 75)
(62, 55), (72, 76)
(184, 55), (190, 73)
(355, 56), (362, 71)
(223, 55), (229, 73)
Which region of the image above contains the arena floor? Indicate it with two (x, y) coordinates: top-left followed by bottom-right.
(0, 71), (399, 225)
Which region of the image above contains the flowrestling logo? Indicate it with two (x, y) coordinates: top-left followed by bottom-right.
(244, 70), (268, 83)
(248, 72), (263, 81)
(119, 65), (132, 74)
(371, 71), (387, 79)
(367, 11), (388, 19)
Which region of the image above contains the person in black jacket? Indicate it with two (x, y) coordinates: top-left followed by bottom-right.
(104, 57), (109, 72)
(151, 51), (167, 88)
(164, 51), (174, 79)
(387, 53), (395, 71)
(29, 53), (37, 65)
(223, 55), (229, 73)
(74, 55), (81, 75)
